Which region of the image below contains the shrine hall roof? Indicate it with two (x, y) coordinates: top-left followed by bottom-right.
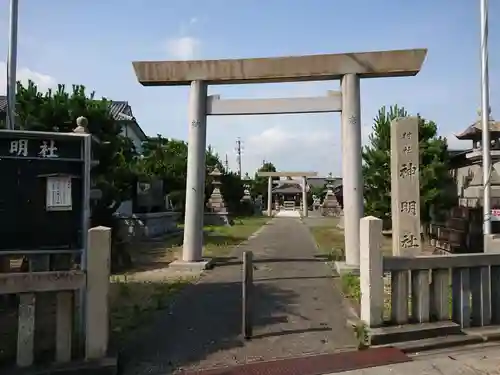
(272, 182), (303, 194)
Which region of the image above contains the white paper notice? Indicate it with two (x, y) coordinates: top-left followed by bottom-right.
(46, 176), (72, 211)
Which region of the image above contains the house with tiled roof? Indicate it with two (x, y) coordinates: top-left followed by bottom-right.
(0, 96), (147, 153)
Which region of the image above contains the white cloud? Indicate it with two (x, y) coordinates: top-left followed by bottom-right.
(166, 36), (201, 60)
(240, 125), (340, 176)
(0, 61), (57, 95)
(247, 126), (334, 154)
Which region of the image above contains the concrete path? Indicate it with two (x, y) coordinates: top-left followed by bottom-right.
(120, 218), (357, 375)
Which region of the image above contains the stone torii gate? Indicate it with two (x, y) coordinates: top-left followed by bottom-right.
(257, 171), (317, 217)
(132, 48), (427, 271)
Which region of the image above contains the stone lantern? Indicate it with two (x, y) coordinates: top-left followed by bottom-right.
(205, 167), (232, 225)
(321, 172), (342, 217)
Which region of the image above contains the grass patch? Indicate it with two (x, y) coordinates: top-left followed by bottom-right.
(125, 216), (268, 271)
(203, 216), (268, 257)
(310, 225), (346, 260)
(109, 275), (193, 342)
(341, 273), (361, 301)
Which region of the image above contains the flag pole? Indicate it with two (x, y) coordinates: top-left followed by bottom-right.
(480, 0), (492, 235)
(6, 0), (19, 130)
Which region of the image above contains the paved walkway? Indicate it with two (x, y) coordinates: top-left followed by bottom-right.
(334, 343), (500, 375)
(120, 217), (357, 375)
(275, 210), (301, 217)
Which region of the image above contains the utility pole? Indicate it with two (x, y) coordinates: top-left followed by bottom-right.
(224, 154), (229, 172)
(7, 0), (19, 130)
(235, 138), (242, 178)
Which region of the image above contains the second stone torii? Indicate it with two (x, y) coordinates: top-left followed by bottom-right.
(257, 171), (318, 217)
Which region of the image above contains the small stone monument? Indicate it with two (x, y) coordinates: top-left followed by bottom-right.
(205, 167), (232, 225)
(390, 117), (421, 256)
(321, 173), (342, 217)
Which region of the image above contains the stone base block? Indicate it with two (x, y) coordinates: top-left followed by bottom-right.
(204, 212), (233, 226)
(168, 259), (214, 272)
(370, 321), (461, 346)
(485, 234), (500, 253)
(334, 261), (359, 276)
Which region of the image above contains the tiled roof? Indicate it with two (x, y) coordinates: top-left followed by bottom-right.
(108, 100), (134, 120)
(272, 182), (302, 194)
(307, 176), (342, 189)
(0, 96), (146, 140)
(455, 119), (500, 140)
(0, 96), (7, 112)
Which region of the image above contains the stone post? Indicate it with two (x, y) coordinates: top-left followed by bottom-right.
(302, 176), (308, 217)
(360, 216), (384, 328)
(267, 176), (272, 216)
(341, 74), (363, 267)
(85, 226), (111, 359)
(182, 80), (207, 262)
(390, 117), (421, 256)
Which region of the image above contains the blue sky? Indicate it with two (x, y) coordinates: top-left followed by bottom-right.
(0, 0), (499, 176)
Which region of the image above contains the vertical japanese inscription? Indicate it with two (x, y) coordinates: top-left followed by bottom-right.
(390, 117), (421, 256)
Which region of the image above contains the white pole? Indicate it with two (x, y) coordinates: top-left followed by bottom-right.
(7, 0), (19, 130)
(480, 0), (492, 234)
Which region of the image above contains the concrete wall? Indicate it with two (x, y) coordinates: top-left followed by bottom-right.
(121, 122), (144, 154)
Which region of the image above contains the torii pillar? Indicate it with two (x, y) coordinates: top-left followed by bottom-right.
(131, 48), (427, 270)
(257, 171), (318, 217)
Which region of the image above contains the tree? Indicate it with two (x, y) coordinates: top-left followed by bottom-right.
(309, 185), (326, 203)
(139, 136), (246, 213)
(252, 162), (278, 206)
(362, 105), (454, 227)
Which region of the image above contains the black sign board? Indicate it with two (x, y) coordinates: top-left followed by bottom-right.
(0, 130), (89, 252)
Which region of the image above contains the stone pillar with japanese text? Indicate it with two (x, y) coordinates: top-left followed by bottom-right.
(390, 117), (422, 256)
